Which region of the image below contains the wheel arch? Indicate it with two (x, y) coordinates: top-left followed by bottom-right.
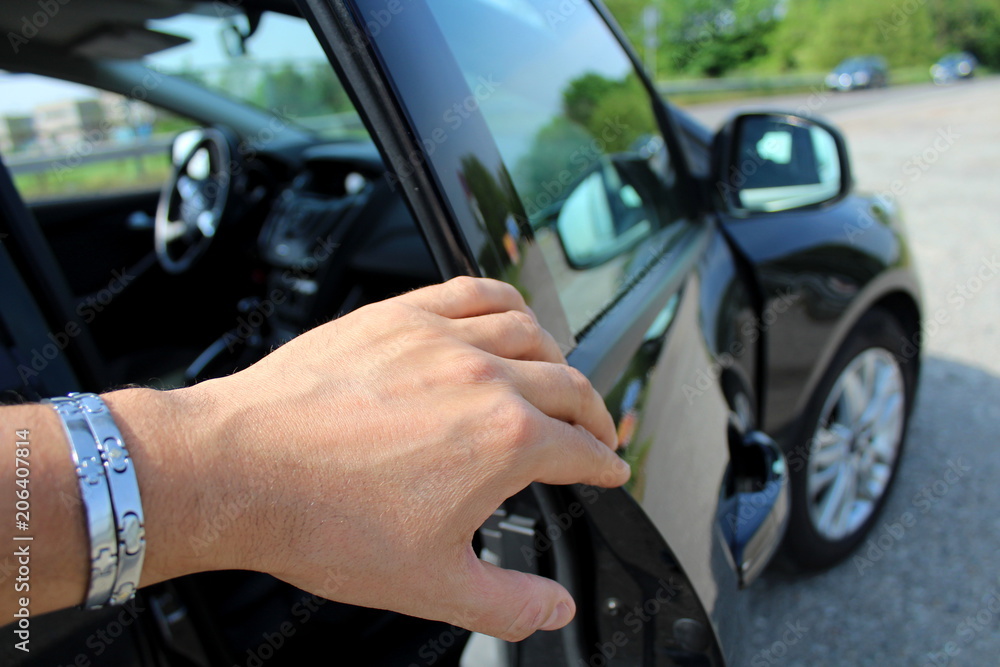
(772, 268), (923, 452)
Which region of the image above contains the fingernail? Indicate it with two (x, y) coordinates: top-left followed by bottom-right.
(540, 601), (572, 631)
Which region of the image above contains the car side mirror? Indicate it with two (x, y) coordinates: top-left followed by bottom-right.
(551, 158), (652, 270)
(712, 112), (852, 214)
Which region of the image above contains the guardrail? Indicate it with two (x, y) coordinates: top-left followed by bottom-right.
(5, 136), (174, 176)
(657, 73), (827, 96)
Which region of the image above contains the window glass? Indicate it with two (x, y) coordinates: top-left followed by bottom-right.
(426, 0), (685, 334)
(144, 11), (366, 140)
(0, 73), (194, 203)
(0, 9), (364, 205)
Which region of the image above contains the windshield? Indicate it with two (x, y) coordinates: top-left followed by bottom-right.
(836, 58), (868, 71)
(145, 9), (365, 140)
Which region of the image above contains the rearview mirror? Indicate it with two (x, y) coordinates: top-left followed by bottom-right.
(713, 112), (851, 214)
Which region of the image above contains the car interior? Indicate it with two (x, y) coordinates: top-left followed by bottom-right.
(2, 0), (442, 389)
(0, 1), (483, 664)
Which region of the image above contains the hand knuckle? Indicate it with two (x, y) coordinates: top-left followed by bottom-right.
(448, 275), (485, 301)
(507, 309), (541, 343)
(454, 351), (504, 385)
(565, 366), (592, 399)
(491, 398), (538, 449)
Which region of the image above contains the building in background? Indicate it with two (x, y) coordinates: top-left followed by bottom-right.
(0, 115), (34, 154)
(33, 98), (104, 150)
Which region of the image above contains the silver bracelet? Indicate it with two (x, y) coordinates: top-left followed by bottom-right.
(44, 396), (119, 609)
(75, 393), (146, 605)
(45, 393), (146, 608)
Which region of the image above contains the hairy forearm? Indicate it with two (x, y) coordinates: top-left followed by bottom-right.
(0, 385), (240, 619)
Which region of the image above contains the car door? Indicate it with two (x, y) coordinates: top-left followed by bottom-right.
(301, 1), (788, 664)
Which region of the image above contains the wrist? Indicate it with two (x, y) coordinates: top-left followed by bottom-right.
(101, 382), (251, 584)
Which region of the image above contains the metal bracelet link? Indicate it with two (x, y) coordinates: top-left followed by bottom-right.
(45, 393), (146, 608)
(75, 393), (146, 605)
(43, 396), (118, 609)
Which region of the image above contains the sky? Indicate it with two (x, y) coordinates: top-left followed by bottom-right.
(0, 10), (325, 117)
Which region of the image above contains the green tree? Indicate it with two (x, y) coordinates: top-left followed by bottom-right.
(928, 0), (1000, 68)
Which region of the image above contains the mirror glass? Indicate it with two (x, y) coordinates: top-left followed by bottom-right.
(554, 157), (653, 269)
(734, 116), (842, 212)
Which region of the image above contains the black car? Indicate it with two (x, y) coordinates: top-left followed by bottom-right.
(825, 55), (889, 91)
(0, 0), (921, 665)
(931, 51), (978, 84)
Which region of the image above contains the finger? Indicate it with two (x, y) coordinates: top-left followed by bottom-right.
(504, 361), (618, 449)
(449, 311), (566, 364)
(453, 550), (576, 642)
(533, 417), (632, 487)
(398, 276), (533, 320)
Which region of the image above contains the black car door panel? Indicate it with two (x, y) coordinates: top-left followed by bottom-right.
(305, 0), (791, 663)
(719, 196), (922, 442)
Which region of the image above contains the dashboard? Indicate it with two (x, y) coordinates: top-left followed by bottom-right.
(174, 138), (442, 380)
(256, 141), (438, 340)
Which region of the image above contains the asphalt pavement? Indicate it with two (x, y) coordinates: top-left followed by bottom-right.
(683, 78), (1000, 666)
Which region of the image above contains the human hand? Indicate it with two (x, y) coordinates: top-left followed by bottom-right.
(157, 277), (629, 641)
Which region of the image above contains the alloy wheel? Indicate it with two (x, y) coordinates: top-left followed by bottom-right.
(806, 347), (905, 541)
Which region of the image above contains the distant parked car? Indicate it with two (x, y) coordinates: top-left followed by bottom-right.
(826, 56), (889, 91)
(931, 52), (978, 84)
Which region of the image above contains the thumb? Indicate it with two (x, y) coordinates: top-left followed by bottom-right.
(455, 556), (576, 642)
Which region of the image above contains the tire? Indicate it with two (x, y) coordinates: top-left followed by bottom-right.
(781, 308), (917, 570)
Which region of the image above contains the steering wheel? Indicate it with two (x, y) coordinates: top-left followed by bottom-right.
(155, 127), (244, 274)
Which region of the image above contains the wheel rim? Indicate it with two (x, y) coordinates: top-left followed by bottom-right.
(807, 348), (905, 541)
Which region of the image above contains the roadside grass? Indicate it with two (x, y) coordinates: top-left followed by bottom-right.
(665, 85), (824, 106)
(14, 153), (171, 203)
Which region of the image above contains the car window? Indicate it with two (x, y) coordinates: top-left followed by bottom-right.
(144, 11), (366, 141)
(0, 74), (195, 204)
(425, 0), (687, 335)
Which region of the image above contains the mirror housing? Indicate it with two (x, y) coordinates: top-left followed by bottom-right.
(712, 112), (852, 215)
